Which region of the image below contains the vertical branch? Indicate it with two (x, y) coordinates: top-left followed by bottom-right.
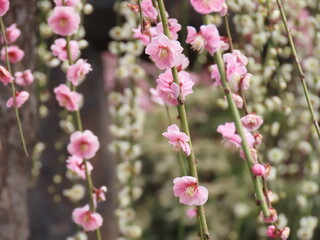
(0, 17), (29, 157)
(65, 23), (102, 240)
(275, 0), (320, 140)
(156, 0), (211, 238)
(223, 15), (234, 52)
(202, 15), (270, 217)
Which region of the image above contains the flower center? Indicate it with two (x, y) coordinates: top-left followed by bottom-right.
(80, 142), (88, 152)
(83, 211), (92, 223)
(158, 46), (169, 59)
(59, 19), (68, 27)
(185, 184), (197, 197)
(192, 35), (205, 51)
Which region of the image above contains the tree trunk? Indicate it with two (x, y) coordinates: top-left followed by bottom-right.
(0, 1), (37, 240)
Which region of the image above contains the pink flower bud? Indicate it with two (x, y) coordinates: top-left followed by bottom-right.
(252, 164), (266, 176)
(186, 208), (197, 218)
(254, 132), (263, 145)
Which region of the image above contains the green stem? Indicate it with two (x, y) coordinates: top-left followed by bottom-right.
(66, 36), (83, 132)
(65, 33), (101, 240)
(151, 0), (161, 22)
(223, 15), (234, 52)
(156, 0), (211, 238)
(203, 13), (270, 218)
(214, 50), (270, 217)
(0, 17), (29, 157)
(137, 0), (144, 32)
(275, 0), (320, 140)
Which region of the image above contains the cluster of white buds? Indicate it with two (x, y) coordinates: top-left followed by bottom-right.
(108, 1), (146, 239)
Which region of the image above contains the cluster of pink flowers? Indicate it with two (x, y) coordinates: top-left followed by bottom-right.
(134, 4), (211, 209)
(186, 24), (228, 55)
(211, 50), (252, 92)
(199, 8), (290, 238)
(47, 1), (104, 233)
(267, 225), (290, 240)
(48, 3), (92, 110)
(0, 1), (33, 109)
(143, 31), (195, 105)
(66, 129), (106, 230)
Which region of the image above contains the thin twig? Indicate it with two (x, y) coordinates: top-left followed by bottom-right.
(0, 17), (29, 157)
(276, 0), (320, 140)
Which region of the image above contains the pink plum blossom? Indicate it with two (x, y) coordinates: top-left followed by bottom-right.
(156, 69), (194, 105)
(239, 148), (258, 163)
(186, 24), (222, 55)
(51, 38), (80, 61)
(217, 122), (255, 150)
(0, 65), (13, 85)
(48, 6), (80, 36)
(67, 59), (92, 86)
(261, 208), (278, 223)
(240, 73), (252, 90)
(6, 91), (29, 108)
(190, 0), (226, 14)
(54, 0), (80, 7)
(0, 24), (21, 44)
(210, 64), (221, 87)
(266, 225), (290, 240)
(254, 132), (263, 146)
(145, 33), (183, 70)
(232, 94), (243, 108)
(162, 124), (191, 156)
(54, 84), (82, 111)
(14, 70), (34, 86)
(93, 186), (107, 206)
(173, 176), (208, 206)
(211, 50), (250, 91)
(72, 205), (103, 231)
(186, 208), (197, 218)
(0, 0), (9, 17)
(252, 164), (266, 176)
(241, 114), (263, 131)
(224, 94), (243, 108)
(66, 155), (93, 179)
(132, 27), (155, 45)
(220, 2), (228, 16)
(67, 130), (100, 159)
(141, 0), (158, 21)
(266, 225), (278, 239)
(176, 54), (190, 71)
(156, 18), (181, 40)
(232, 49), (248, 65)
(224, 53), (247, 91)
(1, 46), (24, 63)
(280, 227), (290, 240)
(150, 87), (164, 105)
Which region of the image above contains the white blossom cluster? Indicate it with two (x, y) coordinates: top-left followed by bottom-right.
(108, 2), (146, 239)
